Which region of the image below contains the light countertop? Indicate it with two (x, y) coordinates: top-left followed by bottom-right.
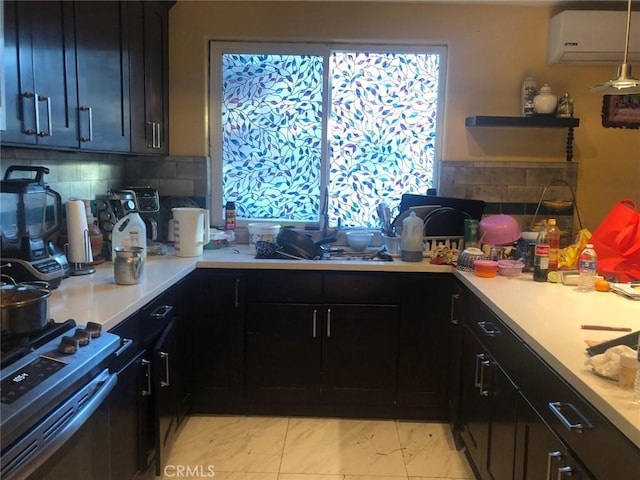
(48, 245), (451, 331)
(454, 269), (640, 449)
(45, 245), (639, 449)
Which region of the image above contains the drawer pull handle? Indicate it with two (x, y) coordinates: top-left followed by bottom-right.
(547, 451), (563, 480)
(150, 305), (173, 319)
(478, 320), (501, 336)
(548, 402), (593, 433)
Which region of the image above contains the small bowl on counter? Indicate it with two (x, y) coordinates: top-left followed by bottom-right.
(474, 259), (498, 278)
(497, 260), (525, 277)
(346, 231), (374, 252)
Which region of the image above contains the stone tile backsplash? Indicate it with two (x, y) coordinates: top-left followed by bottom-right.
(439, 160), (578, 232)
(0, 147), (210, 205)
(1, 147), (577, 232)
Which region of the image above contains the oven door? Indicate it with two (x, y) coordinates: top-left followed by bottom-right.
(1, 370), (116, 480)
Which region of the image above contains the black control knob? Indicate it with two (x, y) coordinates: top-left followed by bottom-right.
(58, 336), (79, 355)
(72, 329), (92, 346)
(85, 322), (102, 338)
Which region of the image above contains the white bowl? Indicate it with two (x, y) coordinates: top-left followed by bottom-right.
(346, 231), (373, 251)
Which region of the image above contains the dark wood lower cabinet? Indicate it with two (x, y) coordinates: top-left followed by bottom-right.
(321, 304), (399, 405)
(192, 270), (245, 408)
(246, 303), (321, 403)
(107, 287), (181, 480)
(515, 393), (589, 480)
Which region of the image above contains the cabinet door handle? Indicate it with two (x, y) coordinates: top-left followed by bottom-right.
(22, 91), (38, 135)
(234, 278), (240, 308)
(147, 121), (154, 148)
(159, 351), (170, 387)
(557, 466), (573, 479)
(312, 309), (317, 338)
(546, 451), (563, 480)
(450, 293), (460, 325)
(548, 402), (593, 433)
(141, 358), (152, 396)
(79, 106), (93, 142)
(474, 353), (485, 388)
(326, 308), (331, 337)
(155, 123), (162, 149)
(37, 95), (52, 137)
(478, 320), (501, 336)
(478, 358), (492, 397)
(150, 305), (173, 319)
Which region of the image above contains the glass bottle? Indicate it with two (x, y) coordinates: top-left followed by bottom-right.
(521, 76), (537, 117)
(533, 221), (549, 282)
(556, 93), (574, 118)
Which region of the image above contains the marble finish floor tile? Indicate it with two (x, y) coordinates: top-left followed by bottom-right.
(279, 417), (407, 477)
(163, 416), (474, 480)
(161, 415), (288, 478)
(395, 421), (475, 479)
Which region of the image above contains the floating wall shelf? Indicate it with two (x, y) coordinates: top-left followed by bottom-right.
(465, 116), (580, 161)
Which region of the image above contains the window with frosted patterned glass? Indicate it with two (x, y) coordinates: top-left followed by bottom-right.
(211, 43), (445, 228)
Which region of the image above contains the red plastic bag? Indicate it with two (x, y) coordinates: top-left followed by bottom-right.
(590, 200), (640, 282)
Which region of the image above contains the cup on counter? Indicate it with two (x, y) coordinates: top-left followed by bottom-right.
(114, 247), (144, 285)
(382, 234), (400, 255)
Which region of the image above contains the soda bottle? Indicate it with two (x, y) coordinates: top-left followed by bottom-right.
(577, 244), (598, 292)
(533, 221), (549, 282)
(547, 218), (561, 272)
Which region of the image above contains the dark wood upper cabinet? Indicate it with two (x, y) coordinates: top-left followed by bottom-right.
(74, 1), (130, 152)
(3, 1), (172, 154)
(2, 1), (79, 147)
(129, 1), (172, 154)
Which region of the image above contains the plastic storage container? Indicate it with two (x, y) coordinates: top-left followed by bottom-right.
(111, 212), (147, 263)
(247, 223), (281, 253)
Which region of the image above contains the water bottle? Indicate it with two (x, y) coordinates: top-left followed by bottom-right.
(577, 243), (597, 292)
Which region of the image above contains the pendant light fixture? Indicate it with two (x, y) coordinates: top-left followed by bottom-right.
(589, 0), (640, 94)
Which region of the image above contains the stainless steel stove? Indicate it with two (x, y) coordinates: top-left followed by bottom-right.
(0, 320), (123, 479)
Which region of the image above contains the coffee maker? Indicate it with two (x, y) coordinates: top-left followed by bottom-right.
(95, 190), (137, 260)
(124, 186), (161, 242)
(0, 166), (65, 288)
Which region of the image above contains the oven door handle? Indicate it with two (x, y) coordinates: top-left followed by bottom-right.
(0, 369), (117, 480)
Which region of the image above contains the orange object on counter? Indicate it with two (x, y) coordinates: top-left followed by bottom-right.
(474, 260), (498, 278)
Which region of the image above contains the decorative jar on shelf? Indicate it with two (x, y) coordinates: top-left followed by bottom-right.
(533, 84), (558, 115)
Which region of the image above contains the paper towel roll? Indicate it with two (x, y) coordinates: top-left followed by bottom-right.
(66, 199), (93, 263)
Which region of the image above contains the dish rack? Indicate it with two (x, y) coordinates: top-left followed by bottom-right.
(530, 179), (583, 231)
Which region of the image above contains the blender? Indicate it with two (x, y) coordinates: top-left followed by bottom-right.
(0, 166), (65, 288)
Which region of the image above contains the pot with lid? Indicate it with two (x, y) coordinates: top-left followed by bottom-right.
(1, 274), (51, 336)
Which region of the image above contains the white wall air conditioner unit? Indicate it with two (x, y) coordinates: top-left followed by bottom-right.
(547, 10), (640, 64)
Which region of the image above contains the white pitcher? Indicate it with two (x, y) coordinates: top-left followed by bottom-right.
(172, 208), (210, 257)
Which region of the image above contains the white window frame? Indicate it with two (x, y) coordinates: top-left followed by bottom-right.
(208, 41), (448, 228)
